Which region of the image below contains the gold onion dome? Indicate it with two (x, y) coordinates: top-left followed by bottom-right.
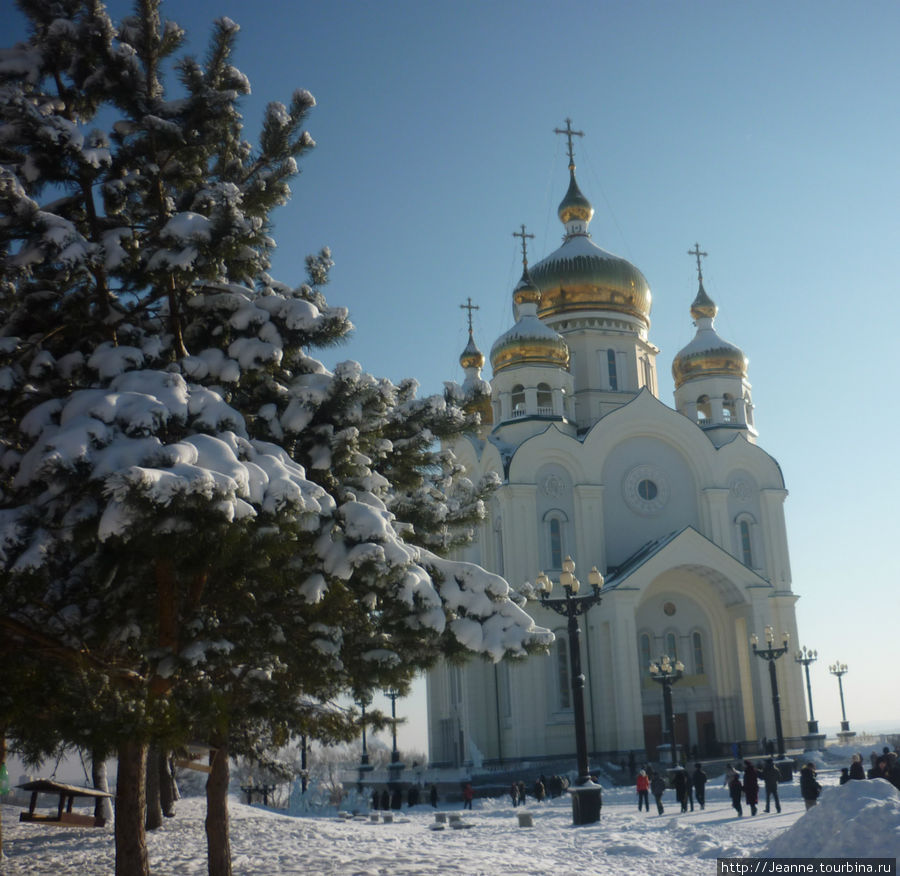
(459, 331), (485, 370)
(491, 268), (569, 374)
(672, 282), (748, 389)
(530, 168), (652, 325)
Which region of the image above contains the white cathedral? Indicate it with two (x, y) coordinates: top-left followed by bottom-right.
(425, 125), (808, 769)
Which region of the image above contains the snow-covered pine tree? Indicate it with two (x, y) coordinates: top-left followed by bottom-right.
(0, 3), (551, 875)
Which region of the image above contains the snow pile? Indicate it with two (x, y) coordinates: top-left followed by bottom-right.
(762, 778), (900, 858)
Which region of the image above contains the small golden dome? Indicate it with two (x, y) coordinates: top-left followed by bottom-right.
(513, 270), (541, 309)
(459, 332), (485, 371)
(490, 319), (570, 373)
(671, 343), (748, 388)
(558, 170), (594, 225)
(690, 278), (717, 321)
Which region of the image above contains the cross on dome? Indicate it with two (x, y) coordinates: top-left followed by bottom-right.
(459, 297), (479, 335)
(554, 117), (584, 170)
(688, 242), (708, 282)
(512, 224), (535, 270)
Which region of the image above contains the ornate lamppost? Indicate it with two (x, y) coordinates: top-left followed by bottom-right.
(794, 646), (819, 734)
(829, 662), (852, 735)
(649, 655), (684, 765)
(751, 626), (790, 759)
(300, 735), (309, 793)
(536, 556), (603, 826)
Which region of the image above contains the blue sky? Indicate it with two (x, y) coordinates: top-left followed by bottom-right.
(4, 0), (899, 756)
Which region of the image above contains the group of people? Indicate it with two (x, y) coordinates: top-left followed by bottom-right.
(509, 773), (571, 807)
(839, 748), (900, 789)
(635, 762), (708, 814)
(725, 759), (782, 816)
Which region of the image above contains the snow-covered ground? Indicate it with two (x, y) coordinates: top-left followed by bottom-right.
(1, 766), (898, 875)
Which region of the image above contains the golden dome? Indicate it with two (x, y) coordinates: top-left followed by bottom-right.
(671, 342), (748, 388)
(490, 316), (569, 373)
(672, 283), (747, 389)
(531, 233), (652, 325)
(513, 270), (541, 309)
(558, 169), (594, 225)
(459, 331), (485, 370)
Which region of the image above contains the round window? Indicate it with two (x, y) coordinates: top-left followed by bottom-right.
(638, 479), (658, 501)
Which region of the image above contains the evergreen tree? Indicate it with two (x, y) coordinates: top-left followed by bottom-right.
(0, 3), (551, 875)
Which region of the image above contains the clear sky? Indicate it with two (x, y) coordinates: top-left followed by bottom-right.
(4, 0), (899, 757)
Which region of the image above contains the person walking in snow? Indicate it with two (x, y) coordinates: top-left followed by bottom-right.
(742, 760), (759, 816)
(462, 782), (474, 810)
(728, 770), (744, 817)
(799, 762), (821, 810)
(429, 784), (438, 808)
(650, 772), (666, 815)
(510, 782), (519, 807)
(762, 758), (781, 813)
(848, 753), (866, 781)
(673, 767), (689, 813)
(636, 770), (650, 812)
(692, 763), (708, 810)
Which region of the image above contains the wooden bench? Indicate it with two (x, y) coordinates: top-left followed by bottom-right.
(17, 779), (112, 828)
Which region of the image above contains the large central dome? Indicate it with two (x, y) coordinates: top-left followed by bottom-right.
(529, 164), (652, 326)
(530, 233), (652, 325)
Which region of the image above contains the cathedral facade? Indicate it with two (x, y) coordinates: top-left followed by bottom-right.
(425, 129), (807, 769)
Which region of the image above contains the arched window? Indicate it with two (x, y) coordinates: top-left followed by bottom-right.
(511, 384), (526, 415)
(536, 382), (553, 413)
(544, 510), (568, 570)
(665, 632), (678, 661)
(696, 395), (711, 422)
(639, 632), (652, 676)
(739, 519), (753, 567)
(554, 632), (571, 710)
(549, 518), (563, 569)
(692, 631), (705, 674)
(607, 349), (618, 391)
(722, 393), (735, 422)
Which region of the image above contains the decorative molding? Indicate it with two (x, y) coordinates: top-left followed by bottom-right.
(622, 464), (670, 516)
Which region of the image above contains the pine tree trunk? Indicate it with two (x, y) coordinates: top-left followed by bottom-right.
(145, 746), (162, 830)
(115, 740), (149, 876)
(92, 751), (113, 823)
(205, 738), (232, 876)
(159, 751), (178, 817)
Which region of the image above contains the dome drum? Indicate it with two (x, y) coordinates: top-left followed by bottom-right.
(490, 338), (570, 373)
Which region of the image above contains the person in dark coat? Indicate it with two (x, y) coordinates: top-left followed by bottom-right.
(533, 778), (545, 802)
(742, 760), (759, 816)
(650, 772), (666, 815)
(849, 753), (866, 781)
(692, 763), (708, 810)
(728, 771), (744, 817)
(510, 782), (519, 807)
(429, 784), (438, 808)
(799, 762), (821, 809)
(839, 768), (850, 785)
(673, 768), (689, 813)
(762, 758), (781, 813)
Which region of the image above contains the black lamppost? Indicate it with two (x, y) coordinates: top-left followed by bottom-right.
(829, 662), (851, 732)
(794, 646), (819, 734)
(649, 655), (684, 764)
(355, 695), (372, 767)
(383, 689), (401, 764)
(536, 556), (603, 826)
(751, 625), (790, 759)
(300, 735), (309, 793)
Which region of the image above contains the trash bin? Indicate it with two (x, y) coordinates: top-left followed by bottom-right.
(776, 760), (794, 783)
(569, 784), (602, 826)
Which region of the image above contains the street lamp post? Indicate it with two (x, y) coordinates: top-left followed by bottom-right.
(383, 689), (401, 764)
(649, 655), (685, 765)
(355, 695), (374, 791)
(750, 626), (790, 759)
(829, 662), (851, 733)
(536, 557), (603, 826)
(794, 646), (819, 734)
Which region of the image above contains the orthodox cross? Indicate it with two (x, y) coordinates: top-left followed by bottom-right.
(688, 242), (708, 281)
(512, 224), (535, 270)
(554, 117), (584, 168)
(460, 297), (479, 334)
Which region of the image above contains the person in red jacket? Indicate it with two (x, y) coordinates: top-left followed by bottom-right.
(462, 782), (474, 810)
(636, 770), (650, 812)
